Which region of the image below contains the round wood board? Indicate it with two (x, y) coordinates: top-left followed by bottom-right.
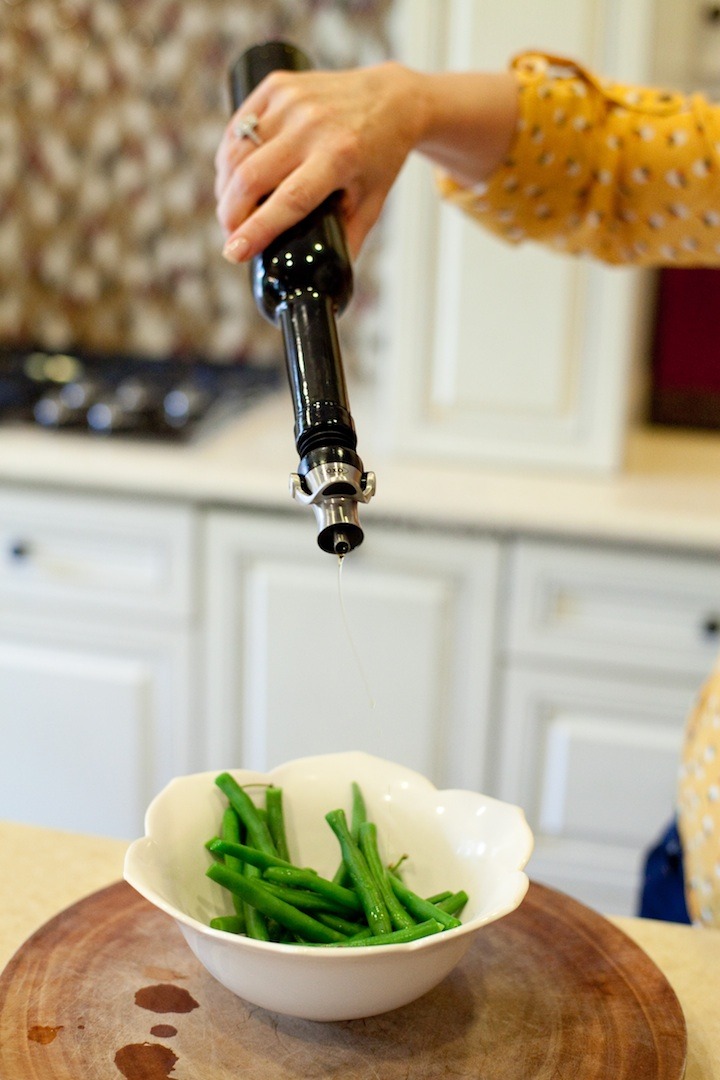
(0, 880), (686, 1079)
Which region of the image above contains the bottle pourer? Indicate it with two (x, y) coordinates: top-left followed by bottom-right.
(229, 42), (376, 556)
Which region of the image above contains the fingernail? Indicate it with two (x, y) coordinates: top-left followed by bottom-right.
(222, 234), (250, 262)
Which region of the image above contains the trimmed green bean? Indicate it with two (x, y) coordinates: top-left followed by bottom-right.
(358, 820), (415, 931)
(425, 890), (453, 905)
(350, 781), (367, 838)
(325, 808), (392, 936)
(214, 773), (277, 855)
(314, 911), (366, 936)
(243, 861), (271, 941)
(324, 919), (444, 948)
(206, 837), (296, 873)
(262, 882), (362, 916)
(389, 875), (462, 930)
(209, 914), (246, 934)
(220, 807), (246, 923)
(206, 862), (347, 943)
(265, 786), (291, 862)
(263, 866), (362, 913)
(435, 890), (469, 917)
(332, 780), (368, 886)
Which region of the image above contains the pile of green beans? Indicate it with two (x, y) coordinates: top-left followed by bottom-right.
(204, 773), (468, 947)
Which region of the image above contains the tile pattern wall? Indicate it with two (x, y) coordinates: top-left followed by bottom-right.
(0, 0), (391, 364)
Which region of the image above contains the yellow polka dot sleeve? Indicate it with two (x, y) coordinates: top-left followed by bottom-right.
(678, 670), (720, 926)
(438, 52), (720, 267)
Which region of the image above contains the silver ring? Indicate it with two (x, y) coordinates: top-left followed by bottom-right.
(233, 113), (263, 146)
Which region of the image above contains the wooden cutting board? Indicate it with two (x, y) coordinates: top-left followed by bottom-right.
(0, 879), (686, 1079)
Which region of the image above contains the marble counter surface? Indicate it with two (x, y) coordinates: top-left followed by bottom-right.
(0, 391), (720, 553)
(0, 820), (718, 1077)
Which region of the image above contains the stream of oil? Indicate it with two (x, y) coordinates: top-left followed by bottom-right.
(337, 554), (375, 710)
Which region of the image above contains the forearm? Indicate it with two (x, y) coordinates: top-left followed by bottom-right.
(411, 69), (520, 186)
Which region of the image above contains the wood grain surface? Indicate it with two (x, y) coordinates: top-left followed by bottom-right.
(0, 880), (686, 1079)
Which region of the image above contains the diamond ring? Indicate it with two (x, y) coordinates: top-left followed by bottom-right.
(233, 113), (262, 146)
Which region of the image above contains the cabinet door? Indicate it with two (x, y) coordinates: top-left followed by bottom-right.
(497, 664), (694, 914)
(380, 0), (655, 470)
(203, 511), (500, 790)
(0, 613), (194, 839)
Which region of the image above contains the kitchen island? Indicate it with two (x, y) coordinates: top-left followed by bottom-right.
(0, 819), (718, 1078)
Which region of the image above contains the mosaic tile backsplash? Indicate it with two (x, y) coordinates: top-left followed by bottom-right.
(0, 0), (392, 364)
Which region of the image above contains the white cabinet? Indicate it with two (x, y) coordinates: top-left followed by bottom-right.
(202, 510), (501, 791)
(0, 488), (198, 839)
(381, 0), (655, 471)
(498, 538), (720, 914)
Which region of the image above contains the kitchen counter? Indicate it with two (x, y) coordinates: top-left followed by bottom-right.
(1, 391), (720, 553)
(0, 819), (718, 1077)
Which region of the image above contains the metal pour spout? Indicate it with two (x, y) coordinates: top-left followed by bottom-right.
(290, 457), (376, 555)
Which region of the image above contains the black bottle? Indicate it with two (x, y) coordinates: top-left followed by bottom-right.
(229, 42), (375, 555)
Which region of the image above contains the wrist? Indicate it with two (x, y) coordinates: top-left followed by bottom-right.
(413, 69), (520, 185)
(375, 62), (433, 152)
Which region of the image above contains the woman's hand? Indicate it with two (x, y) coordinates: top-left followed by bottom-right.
(215, 62), (425, 263)
(214, 61), (519, 263)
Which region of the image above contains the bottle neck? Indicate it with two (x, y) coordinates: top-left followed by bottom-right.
(279, 294), (356, 458)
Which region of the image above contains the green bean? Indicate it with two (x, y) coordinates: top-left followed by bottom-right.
(358, 821), (415, 931)
(314, 911), (366, 936)
(324, 919), (444, 948)
(425, 890), (453, 905)
(350, 782), (368, 837)
(229, 793), (273, 939)
(325, 808), (392, 936)
(207, 862), (347, 943)
(209, 914), (246, 934)
(265, 786), (291, 862)
(332, 780), (367, 886)
(243, 862), (271, 941)
(220, 808), (245, 922)
(206, 837), (296, 873)
(261, 882), (363, 916)
(389, 875), (462, 930)
(263, 866), (362, 913)
(435, 890), (469, 917)
(214, 773), (277, 855)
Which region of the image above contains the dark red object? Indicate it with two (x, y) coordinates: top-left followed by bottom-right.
(651, 267), (720, 429)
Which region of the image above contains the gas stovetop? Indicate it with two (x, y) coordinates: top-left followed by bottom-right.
(0, 349), (281, 440)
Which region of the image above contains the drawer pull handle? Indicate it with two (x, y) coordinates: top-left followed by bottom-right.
(9, 540), (31, 561)
(702, 615), (720, 638)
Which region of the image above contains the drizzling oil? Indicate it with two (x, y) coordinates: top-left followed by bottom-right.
(337, 554), (375, 710)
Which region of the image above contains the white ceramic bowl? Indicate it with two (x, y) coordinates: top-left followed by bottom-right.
(124, 752), (533, 1022)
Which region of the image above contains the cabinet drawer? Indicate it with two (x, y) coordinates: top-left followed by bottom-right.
(506, 539), (720, 676)
(0, 488), (196, 618)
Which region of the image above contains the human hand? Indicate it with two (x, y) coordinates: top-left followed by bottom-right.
(214, 62), (424, 263)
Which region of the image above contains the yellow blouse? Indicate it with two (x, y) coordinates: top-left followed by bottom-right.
(441, 53), (720, 926)
(439, 52), (720, 268)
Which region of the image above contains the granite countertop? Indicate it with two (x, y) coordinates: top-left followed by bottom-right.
(0, 819), (718, 1078)
(0, 390), (719, 553)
